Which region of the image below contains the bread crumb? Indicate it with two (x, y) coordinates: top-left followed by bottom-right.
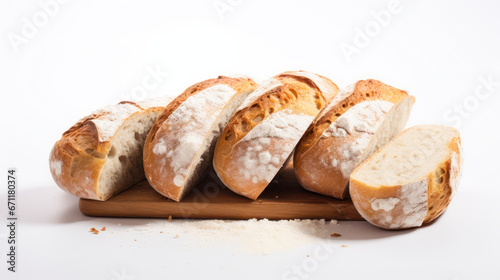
(168, 215), (173, 222)
(275, 196), (279, 199)
(330, 220), (338, 225)
(174, 234), (180, 238)
(330, 233), (342, 237)
(307, 255), (310, 257)
(100, 227), (106, 231)
(90, 228), (99, 234)
(257, 200), (263, 204)
(342, 245), (348, 248)
(134, 239), (137, 241)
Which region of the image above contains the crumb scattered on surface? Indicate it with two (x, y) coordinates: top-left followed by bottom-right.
(307, 255), (310, 257)
(90, 228), (99, 234)
(275, 196), (279, 198)
(342, 245), (348, 248)
(129, 219), (338, 255)
(330, 233), (342, 237)
(101, 227), (106, 231)
(257, 200), (263, 204)
(168, 215), (173, 222)
(134, 239), (137, 241)
(330, 220), (338, 225)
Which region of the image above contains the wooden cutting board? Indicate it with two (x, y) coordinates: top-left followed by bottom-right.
(79, 163), (363, 220)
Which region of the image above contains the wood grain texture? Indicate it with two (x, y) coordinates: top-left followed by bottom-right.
(79, 164), (363, 220)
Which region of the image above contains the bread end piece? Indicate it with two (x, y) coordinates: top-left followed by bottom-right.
(49, 98), (172, 200)
(349, 125), (463, 229)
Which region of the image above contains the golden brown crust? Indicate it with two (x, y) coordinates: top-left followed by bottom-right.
(294, 80), (409, 199)
(143, 76), (258, 155)
(213, 71), (339, 200)
(49, 100), (170, 200)
(424, 133), (462, 223)
(143, 76), (258, 201)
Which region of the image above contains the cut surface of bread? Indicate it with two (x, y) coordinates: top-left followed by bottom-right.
(143, 76), (258, 202)
(294, 80), (413, 199)
(213, 71), (339, 200)
(49, 97), (173, 201)
(350, 125), (463, 229)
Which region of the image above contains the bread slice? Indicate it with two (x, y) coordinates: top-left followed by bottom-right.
(350, 125), (463, 229)
(294, 80), (414, 199)
(213, 71), (339, 200)
(49, 97), (173, 201)
(143, 76), (258, 202)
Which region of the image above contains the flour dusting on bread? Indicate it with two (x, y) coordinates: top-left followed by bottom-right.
(233, 110), (314, 184)
(152, 84), (237, 187)
(321, 100), (394, 178)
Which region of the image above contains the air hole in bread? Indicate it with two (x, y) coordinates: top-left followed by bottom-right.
(249, 104), (262, 113)
(108, 146), (117, 158)
(92, 151), (106, 159)
(366, 93), (371, 97)
(252, 114), (264, 124)
(268, 107), (274, 114)
(289, 88), (299, 99)
(119, 155), (127, 164)
(86, 149), (94, 154)
(225, 132), (234, 141)
(315, 100), (322, 110)
(134, 132), (141, 141)
(314, 94), (320, 99)
(349, 102), (354, 107)
(342, 103), (346, 108)
(335, 113), (341, 117)
(240, 120), (250, 132)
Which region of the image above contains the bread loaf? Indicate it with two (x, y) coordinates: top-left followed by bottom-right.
(213, 71), (339, 200)
(49, 97), (173, 200)
(350, 125), (463, 229)
(294, 80), (414, 199)
(143, 76), (258, 202)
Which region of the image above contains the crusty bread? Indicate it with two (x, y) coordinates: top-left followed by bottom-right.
(294, 80), (414, 199)
(49, 97), (173, 201)
(143, 76), (258, 202)
(213, 71), (339, 200)
(350, 125), (463, 229)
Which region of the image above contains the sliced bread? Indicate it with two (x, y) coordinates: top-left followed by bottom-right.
(350, 125), (463, 229)
(294, 80), (414, 199)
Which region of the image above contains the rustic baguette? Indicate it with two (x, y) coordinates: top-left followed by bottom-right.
(294, 80), (414, 199)
(143, 76), (258, 202)
(213, 71), (339, 200)
(350, 125), (463, 229)
(49, 97), (173, 201)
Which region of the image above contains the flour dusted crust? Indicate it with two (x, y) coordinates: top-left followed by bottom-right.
(143, 76), (258, 202)
(349, 125), (463, 229)
(213, 71), (339, 200)
(49, 97), (173, 200)
(294, 80), (413, 199)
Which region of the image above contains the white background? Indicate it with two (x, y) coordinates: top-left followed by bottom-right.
(1, 0), (500, 279)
